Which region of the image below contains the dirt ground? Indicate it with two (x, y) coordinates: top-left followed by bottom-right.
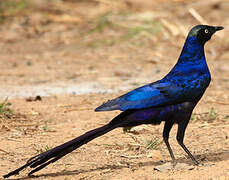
(0, 0), (229, 179)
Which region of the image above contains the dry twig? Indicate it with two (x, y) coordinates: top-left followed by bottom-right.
(188, 7), (208, 25)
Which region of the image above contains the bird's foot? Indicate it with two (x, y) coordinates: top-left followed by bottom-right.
(192, 159), (200, 166)
(172, 160), (177, 167)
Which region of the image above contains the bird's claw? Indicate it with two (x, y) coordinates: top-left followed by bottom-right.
(172, 160), (178, 168)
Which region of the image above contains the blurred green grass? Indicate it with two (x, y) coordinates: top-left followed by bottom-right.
(0, 98), (12, 119)
(85, 11), (162, 48)
(0, 0), (28, 23)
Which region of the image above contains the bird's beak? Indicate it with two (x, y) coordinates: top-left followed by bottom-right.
(214, 26), (224, 31)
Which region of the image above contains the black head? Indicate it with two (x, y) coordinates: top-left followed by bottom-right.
(188, 25), (224, 45)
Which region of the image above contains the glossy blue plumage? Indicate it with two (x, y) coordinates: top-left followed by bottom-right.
(95, 34), (211, 112)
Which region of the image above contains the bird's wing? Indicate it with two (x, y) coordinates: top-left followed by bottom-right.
(95, 81), (184, 111)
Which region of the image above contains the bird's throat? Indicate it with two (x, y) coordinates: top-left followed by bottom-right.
(178, 36), (205, 63)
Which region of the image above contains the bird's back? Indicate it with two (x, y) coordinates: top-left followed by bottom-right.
(96, 27), (212, 112)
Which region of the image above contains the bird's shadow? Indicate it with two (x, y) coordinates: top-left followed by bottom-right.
(6, 150), (229, 180)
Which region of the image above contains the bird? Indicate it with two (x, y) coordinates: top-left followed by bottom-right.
(3, 25), (223, 178)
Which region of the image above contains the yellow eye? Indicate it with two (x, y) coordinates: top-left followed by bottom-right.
(205, 29), (209, 33)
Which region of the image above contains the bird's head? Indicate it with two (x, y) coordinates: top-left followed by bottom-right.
(188, 25), (224, 45)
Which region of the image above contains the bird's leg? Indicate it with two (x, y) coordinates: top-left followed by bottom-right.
(176, 119), (199, 165)
(163, 120), (177, 166)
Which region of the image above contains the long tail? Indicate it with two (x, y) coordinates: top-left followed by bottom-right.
(3, 123), (118, 178)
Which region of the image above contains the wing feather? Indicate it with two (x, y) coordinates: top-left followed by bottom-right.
(95, 81), (183, 111)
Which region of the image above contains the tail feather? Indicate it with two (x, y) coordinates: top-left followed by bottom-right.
(3, 123), (118, 178)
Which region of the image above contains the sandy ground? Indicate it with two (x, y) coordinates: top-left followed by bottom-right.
(0, 0), (229, 179)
